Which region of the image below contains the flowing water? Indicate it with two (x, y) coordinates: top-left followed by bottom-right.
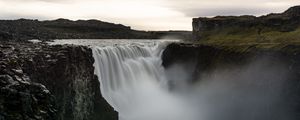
(91, 40), (199, 120)
(49, 39), (191, 119)
(48, 39), (294, 120)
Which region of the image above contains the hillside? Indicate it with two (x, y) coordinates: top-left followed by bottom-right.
(192, 6), (300, 47)
(0, 18), (191, 41)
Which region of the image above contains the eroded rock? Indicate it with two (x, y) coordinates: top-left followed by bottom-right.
(0, 41), (117, 120)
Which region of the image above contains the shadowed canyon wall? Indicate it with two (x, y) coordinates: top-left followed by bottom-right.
(0, 42), (117, 120)
(162, 43), (300, 120)
(1, 41), (300, 120)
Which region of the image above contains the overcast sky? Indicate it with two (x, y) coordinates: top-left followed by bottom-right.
(0, 0), (299, 30)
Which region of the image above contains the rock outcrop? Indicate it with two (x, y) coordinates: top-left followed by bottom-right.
(0, 42), (117, 120)
(162, 43), (300, 119)
(0, 43), (56, 120)
(192, 6), (300, 42)
(162, 43), (251, 82)
(162, 43), (300, 82)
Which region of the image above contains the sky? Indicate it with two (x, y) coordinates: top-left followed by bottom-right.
(0, 0), (299, 30)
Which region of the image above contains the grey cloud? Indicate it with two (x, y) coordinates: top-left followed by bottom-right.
(162, 0), (300, 17)
(8, 0), (66, 1)
(3, 0), (71, 3)
(0, 12), (51, 20)
(179, 7), (277, 17)
(0, 0), (299, 30)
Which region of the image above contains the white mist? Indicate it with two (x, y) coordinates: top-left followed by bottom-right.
(92, 41), (290, 120)
(92, 41), (200, 120)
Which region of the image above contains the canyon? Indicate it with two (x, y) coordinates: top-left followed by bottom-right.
(0, 5), (300, 120)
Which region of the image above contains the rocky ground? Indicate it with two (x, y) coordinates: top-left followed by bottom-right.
(1, 5), (299, 120)
(0, 41), (117, 120)
(0, 42), (57, 119)
(1, 39), (300, 120)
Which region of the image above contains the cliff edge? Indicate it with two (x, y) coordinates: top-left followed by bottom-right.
(0, 42), (117, 120)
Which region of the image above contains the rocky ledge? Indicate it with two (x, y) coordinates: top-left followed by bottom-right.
(0, 42), (117, 120)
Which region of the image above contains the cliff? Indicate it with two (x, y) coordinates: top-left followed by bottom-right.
(162, 43), (300, 119)
(0, 42), (117, 120)
(192, 6), (300, 44)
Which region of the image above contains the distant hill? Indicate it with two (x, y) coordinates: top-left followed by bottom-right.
(0, 18), (191, 41)
(192, 5), (300, 45)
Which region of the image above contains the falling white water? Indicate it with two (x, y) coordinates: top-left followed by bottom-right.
(47, 39), (293, 120)
(91, 40), (291, 120)
(92, 41), (199, 120)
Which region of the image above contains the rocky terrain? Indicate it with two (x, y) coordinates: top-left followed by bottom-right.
(2, 40), (300, 120)
(162, 43), (300, 119)
(162, 43), (300, 81)
(0, 17), (190, 120)
(193, 6), (300, 44)
(0, 41), (117, 120)
(0, 48), (56, 120)
(1, 5), (300, 120)
(174, 3), (300, 90)
(0, 19), (191, 41)
(189, 5), (300, 83)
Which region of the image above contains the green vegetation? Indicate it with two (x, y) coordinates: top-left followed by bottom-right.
(193, 5), (300, 52)
(198, 27), (300, 52)
(200, 27), (300, 44)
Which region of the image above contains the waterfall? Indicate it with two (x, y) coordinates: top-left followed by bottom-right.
(92, 41), (199, 120)
(93, 42), (202, 120)
(91, 40), (290, 120)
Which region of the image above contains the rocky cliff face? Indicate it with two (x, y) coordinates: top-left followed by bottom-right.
(162, 43), (300, 85)
(0, 42), (117, 120)
(192, 6), (300, 42)
(162, 43), (252, 82)
(162, 43), (300, 119)
(0, 43), (57, 120)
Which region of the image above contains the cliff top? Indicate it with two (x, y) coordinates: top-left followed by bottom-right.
(192, 5), (300, 49)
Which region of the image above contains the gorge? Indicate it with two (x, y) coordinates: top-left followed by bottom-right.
(93, 40), (300, 120)
(1, 5), (300, 120)
(1, 39), (300, 120)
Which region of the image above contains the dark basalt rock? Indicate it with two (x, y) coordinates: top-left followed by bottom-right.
(23, 44), (117, 120)
(0, 44), (56, 120)
(162, 43), (251, 83)
(0, 31), (13, 41)
(162, 43), (300, 119)
(0, 42), (117, 120)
